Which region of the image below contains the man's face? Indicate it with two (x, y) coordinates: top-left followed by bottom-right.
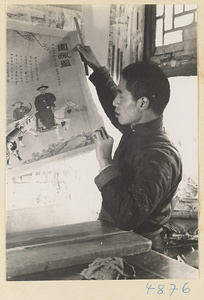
(13, 102), (22, 109)
(113, 77), (142, 126)
(39, 88), (47, 94)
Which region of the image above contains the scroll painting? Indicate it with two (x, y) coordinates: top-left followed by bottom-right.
(6, 28), (102, 170)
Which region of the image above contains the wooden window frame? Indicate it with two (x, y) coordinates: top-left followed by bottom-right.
(143, 5), (197, 77)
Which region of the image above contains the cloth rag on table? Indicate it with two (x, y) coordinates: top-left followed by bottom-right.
(80, 257), (136, 280)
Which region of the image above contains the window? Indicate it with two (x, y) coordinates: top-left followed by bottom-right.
(156, 4), (197, 47)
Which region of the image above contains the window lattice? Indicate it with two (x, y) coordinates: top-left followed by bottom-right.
(156, 4), (197, 47)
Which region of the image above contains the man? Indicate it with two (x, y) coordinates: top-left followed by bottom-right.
(77, 45), (182, 253)
(35, 85), (56, 130)
(12, 101), (32, 120)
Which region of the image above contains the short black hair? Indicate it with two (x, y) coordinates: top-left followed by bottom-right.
(121, 62), (170, 116)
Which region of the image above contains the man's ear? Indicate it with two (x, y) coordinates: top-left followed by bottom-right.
(138, 97), (150, 110)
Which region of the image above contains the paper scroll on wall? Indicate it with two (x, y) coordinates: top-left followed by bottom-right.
(6, 29), (103, 169)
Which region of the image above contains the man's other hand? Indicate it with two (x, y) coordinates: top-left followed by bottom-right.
(94, 127), (113, 170)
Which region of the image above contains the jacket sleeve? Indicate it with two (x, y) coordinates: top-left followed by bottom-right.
(47, 93), (56, 107)
(95, 150), (181, 231)
(34, 97), (42, 111)
(24, 106), (31, 114)
(89, 67), (128, 133)
(13, 110), (18, 120)
(35, 96), (47, 111)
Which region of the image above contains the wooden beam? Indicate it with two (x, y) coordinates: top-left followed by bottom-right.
(7, 221), (152, 279)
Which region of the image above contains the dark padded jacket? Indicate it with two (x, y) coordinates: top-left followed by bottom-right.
(89, 67), (182, 234)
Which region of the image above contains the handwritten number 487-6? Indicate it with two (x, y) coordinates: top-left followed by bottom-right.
(146, 282), (190, 296)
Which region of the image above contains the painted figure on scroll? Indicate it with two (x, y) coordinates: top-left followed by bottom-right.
(12, 101), (32, 121)
(76, 44), (182, 253)
(34, 84), (56, 130)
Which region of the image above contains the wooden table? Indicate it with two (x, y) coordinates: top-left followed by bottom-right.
(6, 221), (198, 280)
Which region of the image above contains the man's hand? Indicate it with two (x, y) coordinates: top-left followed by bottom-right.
(93, 127), (114, 170)
(75, 44), (102, 71)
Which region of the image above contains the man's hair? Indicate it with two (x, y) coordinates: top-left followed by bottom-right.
(121, 62), (170, 116)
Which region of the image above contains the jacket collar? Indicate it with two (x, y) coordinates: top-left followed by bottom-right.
(130, 115), (164, 137)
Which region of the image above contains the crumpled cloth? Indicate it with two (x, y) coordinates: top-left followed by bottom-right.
(80, 257), (137, 280)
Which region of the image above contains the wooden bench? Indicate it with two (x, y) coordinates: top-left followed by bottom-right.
(6, 220), (198, 280)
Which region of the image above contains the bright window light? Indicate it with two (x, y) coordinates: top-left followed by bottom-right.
(174, 13), (194, 28)
(164, 30), (182, 45)
(156, 4), (164, 17)
(163, 76), (197, 179)
(174, 5), (184, 14)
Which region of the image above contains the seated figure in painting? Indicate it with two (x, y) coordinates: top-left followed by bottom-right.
(12, 101), (32, 121)
(35, 85), (56, 130)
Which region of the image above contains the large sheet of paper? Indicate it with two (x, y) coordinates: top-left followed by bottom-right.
(6, 27), (102, 170)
